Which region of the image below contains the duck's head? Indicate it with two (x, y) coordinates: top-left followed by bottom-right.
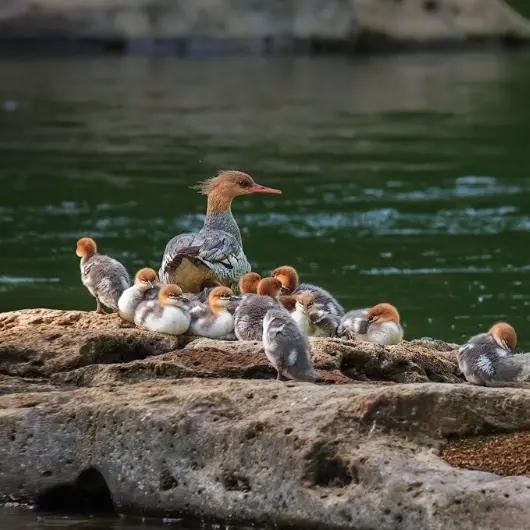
(257, 277), (283, 299)
(367, 303), (400, 325)
(239, 272), (261, 294)
(76, 237), (97, 258)
(279, 295), (297, 313)
(209, 286), (235, 312)
(134, 268), (158, 292)
(488, 322), (517, 350)
(193, 171), (281, 212)
(159, 285), (185, 308)
(271, 265), (299, 294)
(295, 292), (315, 315)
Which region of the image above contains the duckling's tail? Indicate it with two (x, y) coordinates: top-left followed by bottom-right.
(513, 353), (530, 382)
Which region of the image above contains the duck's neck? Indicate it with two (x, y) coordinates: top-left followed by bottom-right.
(203, 195), (242, 245)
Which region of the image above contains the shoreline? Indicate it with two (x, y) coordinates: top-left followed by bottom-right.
(0, 35), (528, 58)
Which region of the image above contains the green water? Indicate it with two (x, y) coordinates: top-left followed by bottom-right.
(2, 54), (530, 347)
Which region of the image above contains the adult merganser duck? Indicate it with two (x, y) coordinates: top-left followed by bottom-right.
(271, 265), (344, 317)
(160, 171), (281, 293)
(234, 277), (286, 341)
(134, 284), (191, 335)
(76, 237), (130, 314)
(189, 286), (237, 339)
(118, 267), (158, 322)
(338, 303), (403, 345)
(292, 292), (339, 337)
(263, 308), (321, 382)
(458, 322), (530, 386)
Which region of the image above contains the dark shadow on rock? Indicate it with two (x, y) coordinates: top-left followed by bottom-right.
(36, 468), (114, 514)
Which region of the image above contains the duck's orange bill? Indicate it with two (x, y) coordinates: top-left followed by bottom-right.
(248, 183), (282, 194)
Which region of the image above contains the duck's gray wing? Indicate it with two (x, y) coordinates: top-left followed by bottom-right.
(160, 230), (246, 284)
(161, 231), (239, 270)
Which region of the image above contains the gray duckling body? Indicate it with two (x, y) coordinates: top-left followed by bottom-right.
(458, 322), (530, 386)
(76, 237), (130, 313)
(234, 277), (285, 341)
(262, 308), (321, 382)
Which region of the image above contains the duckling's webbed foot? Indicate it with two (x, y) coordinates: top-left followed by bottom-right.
(95, 299), (105, 314)
(276, 371), (288, 382)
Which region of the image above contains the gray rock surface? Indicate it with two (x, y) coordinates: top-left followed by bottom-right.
(1, 308), (530, 529)
(2, 379), (530, 528)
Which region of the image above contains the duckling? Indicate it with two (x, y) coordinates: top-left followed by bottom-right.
(262, 308), (321, 382)
(278, 295), (297, 313)
(338, 303), (403, 345)
(239, 272), (262, 295)
(134, 284), (191, 335)
(234, 277), (286, 341)
(458, 322), (530, 386)
(118, 268), (158, 322)
(189, 286), (236, 339)
(272, 265), (343, 317)
(76, 237), (130, 314)
(292, 292), (339, 337)
(227, 272), (262, 314)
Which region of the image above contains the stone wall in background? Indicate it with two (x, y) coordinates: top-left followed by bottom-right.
(0, 0), (529, 53)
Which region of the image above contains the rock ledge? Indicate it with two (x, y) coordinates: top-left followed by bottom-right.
(1, 308), (530, 530)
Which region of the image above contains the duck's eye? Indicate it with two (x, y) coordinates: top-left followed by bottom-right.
(238, 180), (250, 187)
